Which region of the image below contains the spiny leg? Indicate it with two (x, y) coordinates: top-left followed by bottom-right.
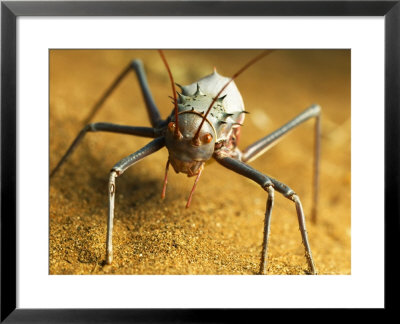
(82, 59), (162, 127)
(50, 122), (157, 177)
(242, 104), (321, 223)
(107, 137), (165, 264)
(214, 154), (316, 274)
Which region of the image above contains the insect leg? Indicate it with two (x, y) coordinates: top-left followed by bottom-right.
(130, 60), (163, 127)
(242, 104), (321, 223)
(81, 60), (162, 127)
(214, 154), (316, 274)
(50, 122), (157, 177)
(107, 137), (165, 265)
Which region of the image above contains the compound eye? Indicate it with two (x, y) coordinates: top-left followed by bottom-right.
(168, 122), (175, 132)
(202, 133), (213, 144)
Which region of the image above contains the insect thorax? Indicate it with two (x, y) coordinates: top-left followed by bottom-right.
(173, 70), (246, 143)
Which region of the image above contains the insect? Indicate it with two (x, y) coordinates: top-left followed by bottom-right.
(50, 50), (321, 275)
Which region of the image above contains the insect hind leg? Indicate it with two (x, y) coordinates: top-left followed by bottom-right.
(130, 60), (163, 127)
(242, 104), (321, 223)
(82, 59), (162, 127)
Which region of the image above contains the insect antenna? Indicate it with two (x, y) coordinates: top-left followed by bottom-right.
(192, 50), (275, 145)
(158, 50), (180, 138)
(161, 160), (169, 199)
(186, 164), (204, 208)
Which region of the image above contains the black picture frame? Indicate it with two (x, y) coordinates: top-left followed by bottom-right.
(1, 0), (398, 321)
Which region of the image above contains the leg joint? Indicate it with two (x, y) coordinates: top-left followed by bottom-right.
(309, 104), (321, 116)
(109, 170), (118, 195)
(110, 168), (121, 177)
(131, 59), (143, 70)
(262, 180), (274, 191)
(282, 190), (296, 200)
(85, 123), (97, 132)
(290, 193), (300, 203)
(269, 178), (296, 199)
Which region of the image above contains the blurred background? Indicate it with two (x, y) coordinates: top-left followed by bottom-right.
(50, 49), (350, 274)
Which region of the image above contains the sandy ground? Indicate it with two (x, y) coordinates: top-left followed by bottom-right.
(49, 49), (351, 275)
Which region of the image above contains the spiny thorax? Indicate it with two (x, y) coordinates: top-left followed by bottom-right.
(174, 84), (243, 140)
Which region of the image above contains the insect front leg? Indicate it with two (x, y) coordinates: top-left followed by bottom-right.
(242, 104), (321, 223)
(106, 137), (165, 265)
(214, 154), (316, 275)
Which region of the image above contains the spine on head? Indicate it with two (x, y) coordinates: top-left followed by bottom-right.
(192, 50), (276, 145)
